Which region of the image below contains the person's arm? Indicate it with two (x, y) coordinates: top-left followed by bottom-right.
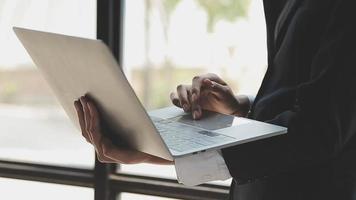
(222, 0), (356, 181)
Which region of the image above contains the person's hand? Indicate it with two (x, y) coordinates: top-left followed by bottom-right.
(170, 73), (250, 119)
(74, 96), (173, 165)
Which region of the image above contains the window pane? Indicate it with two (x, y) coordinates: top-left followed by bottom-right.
(0, 0), (96, 168)
(0, 177), (93, 200)
(120, 193), (181, 200)
(121, 0), (266, 184)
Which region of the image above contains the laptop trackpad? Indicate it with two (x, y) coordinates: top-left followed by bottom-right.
(169, 110), (251, 131)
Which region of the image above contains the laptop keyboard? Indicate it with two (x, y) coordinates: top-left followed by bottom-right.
(152, 117), (235, 152)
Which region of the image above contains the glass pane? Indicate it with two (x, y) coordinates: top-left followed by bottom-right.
(120, 193), (181, 200)
(0, 177), (93, 200)
(121, 0), (266, 185)
(0, 0), (96, 168)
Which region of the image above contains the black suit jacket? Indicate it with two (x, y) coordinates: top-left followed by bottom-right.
(221, 0), (356, 199)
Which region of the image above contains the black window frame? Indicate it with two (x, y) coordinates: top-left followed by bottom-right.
(0, 0), (230, 199)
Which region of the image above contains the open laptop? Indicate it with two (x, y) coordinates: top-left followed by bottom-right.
(14, 27), (287, 161)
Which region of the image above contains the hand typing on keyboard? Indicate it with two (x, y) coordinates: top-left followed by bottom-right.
(170, 73), (251, 120)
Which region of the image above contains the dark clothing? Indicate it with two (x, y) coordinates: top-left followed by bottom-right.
(222, 0), (356, 199)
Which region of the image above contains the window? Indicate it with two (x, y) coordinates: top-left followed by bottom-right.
(0, 178), (94, 200)
(0, 0), (267, 199)
(123, 0), (267, 110)
(121, 0), (267, 186)
(0, 0), (96, 168)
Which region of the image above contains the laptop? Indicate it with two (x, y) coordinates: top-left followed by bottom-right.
(14, 27), (287, 161)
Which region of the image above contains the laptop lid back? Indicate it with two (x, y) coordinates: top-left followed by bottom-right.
(14, 27), (173, 161)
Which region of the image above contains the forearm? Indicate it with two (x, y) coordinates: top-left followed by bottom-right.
(223, 71), (356, 181)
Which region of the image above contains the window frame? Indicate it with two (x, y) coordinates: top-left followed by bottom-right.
(0, 0), (230, 199)
(0, 160), (229, 200)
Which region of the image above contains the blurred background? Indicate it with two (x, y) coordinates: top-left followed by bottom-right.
(0, 0), (267, 199)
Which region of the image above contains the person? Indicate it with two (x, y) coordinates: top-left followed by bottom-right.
(74, 0), (356, 199)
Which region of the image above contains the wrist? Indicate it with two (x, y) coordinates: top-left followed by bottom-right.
(232, 95), (251, 117)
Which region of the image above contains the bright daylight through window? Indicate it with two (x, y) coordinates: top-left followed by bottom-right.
(0, 0), (96, 199)
(121, 0), (267, 186)
(0, 0), (267, 199)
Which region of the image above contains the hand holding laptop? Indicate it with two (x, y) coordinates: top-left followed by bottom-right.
(74, 95), (173, 165)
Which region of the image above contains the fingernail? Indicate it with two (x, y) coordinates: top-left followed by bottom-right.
(193, 111), (199, 119)
(204, 79), (212, 84)
(192, 93), (197, 102)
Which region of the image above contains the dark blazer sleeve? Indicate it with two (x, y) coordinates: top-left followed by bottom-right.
(222, 0), (356, 180)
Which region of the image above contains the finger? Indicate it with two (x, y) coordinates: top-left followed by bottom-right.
(75, 99), (92, 143)
(203, 73), (227, 85)
(101, 138), (148, 164)
(85, 100), (115, 163)
(191, 76), (205, 119)
(80, 96), (94, 143)
(192, 73), (226, 94)
(187, 89), (192, 105)
(76, 99), (91, 143)
(96, 152), (116, 163)
(86, 100), (118, 164)
(85, 97), (133, 164)
(100, 138), (129, 163)
(204, 79), (230, 94)
(176, 84), (191, 112)
(170, 92), (181, 108)
(191, 74), (227, 119)
(86, 101), (103, 150)
(87, 100), (100, 133)
(200, 88), (220, 101)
